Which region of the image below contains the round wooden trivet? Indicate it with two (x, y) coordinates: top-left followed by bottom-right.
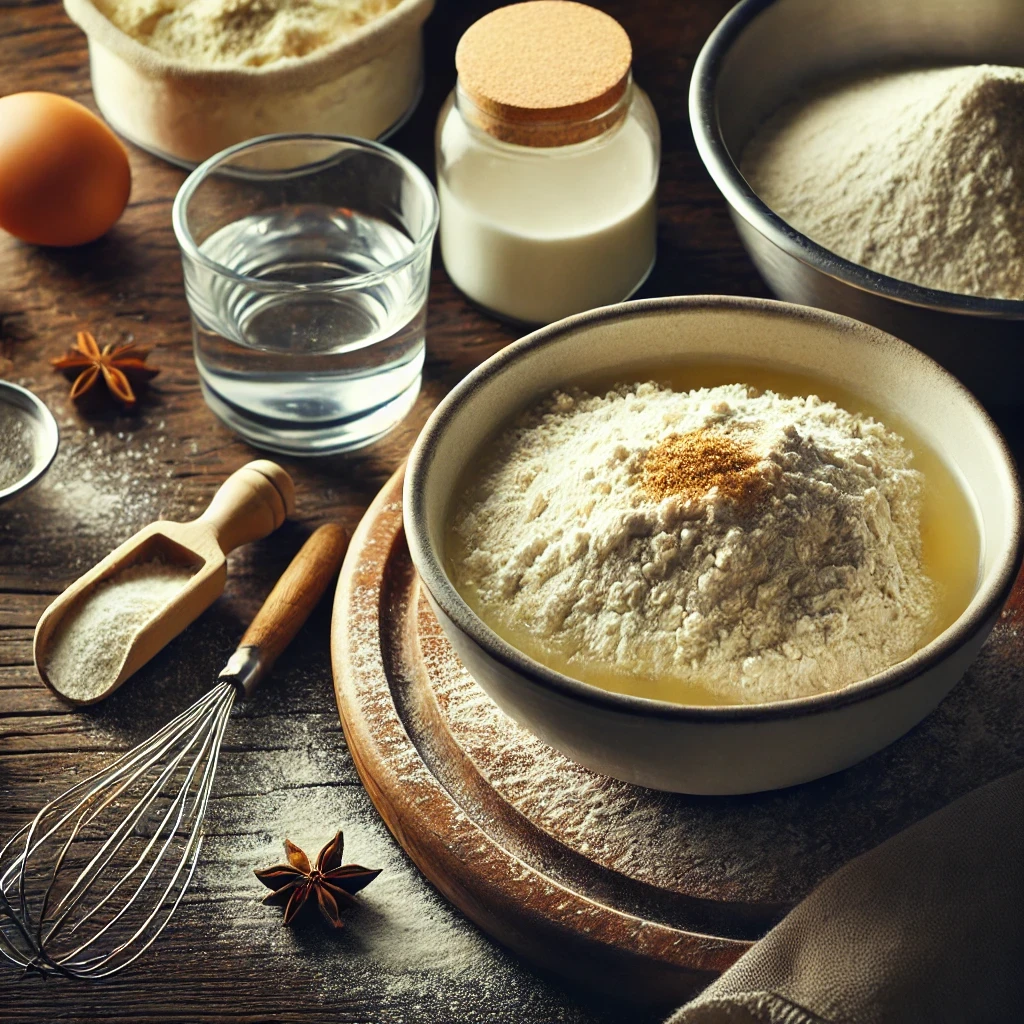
(331, 467), (1024, 1006)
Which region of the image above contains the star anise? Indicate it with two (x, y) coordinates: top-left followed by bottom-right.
(255, 831), (381, 929)
(51, 330), (159, 409)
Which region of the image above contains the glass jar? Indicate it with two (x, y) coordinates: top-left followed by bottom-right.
(436, 2), (660, 326)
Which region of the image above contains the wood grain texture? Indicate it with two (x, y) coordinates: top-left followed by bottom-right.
(332, 470), (1024, 1008)
(239, 524), (350, 681)
(0, 0), (1020, 1021)
(332, 470), (743, 1008)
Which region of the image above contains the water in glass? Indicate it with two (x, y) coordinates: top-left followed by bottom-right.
(187, 204), (428, 454)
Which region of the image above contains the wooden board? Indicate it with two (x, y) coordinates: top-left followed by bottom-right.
(332, 468), (1024, 1007)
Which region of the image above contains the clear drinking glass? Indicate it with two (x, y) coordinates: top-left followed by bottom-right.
(172, 134), (439, 456)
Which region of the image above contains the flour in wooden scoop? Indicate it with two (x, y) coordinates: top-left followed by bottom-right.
(46, 559), (195, 701)
(450, 382), (937, 704)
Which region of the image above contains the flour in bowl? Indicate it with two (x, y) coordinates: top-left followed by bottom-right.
(95, 0), (404, 67)
(741, 65), (1024, 300)
(449, 382), (937, 704)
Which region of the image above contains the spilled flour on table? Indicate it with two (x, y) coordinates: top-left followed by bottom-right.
(0, 418), (186, 580)
(77, 602), (617, 1023)
(194, 741), (616, 1021)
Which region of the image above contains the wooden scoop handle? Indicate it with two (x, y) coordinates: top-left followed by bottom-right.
(198, 460), (296, 554)
(220, 524), (349, 698)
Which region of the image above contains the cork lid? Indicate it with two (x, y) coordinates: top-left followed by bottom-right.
(455, 1), (633, 147)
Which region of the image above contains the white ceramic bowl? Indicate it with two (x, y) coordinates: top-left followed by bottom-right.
(404, 296), (1022, 795)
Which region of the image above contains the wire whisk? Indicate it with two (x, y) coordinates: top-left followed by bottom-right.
(0, 524), (348, 979)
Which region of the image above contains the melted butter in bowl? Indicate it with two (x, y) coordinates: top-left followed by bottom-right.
(446, 362), (980, 707)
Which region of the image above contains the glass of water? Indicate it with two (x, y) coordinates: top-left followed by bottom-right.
(172, 134), (438, 455)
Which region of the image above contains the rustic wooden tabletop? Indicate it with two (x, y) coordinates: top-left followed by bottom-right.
(2, 1), (1018, 1022)
(0, 1), (764, 1019)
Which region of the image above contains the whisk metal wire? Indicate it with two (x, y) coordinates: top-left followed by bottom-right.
(0, 681), (237, 978)
(0, 521), (347, 981)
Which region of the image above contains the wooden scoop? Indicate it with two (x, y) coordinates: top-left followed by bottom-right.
(34, 460), (296, 705)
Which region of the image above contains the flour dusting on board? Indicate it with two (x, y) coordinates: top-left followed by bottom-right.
(410, 597), (1024, 907)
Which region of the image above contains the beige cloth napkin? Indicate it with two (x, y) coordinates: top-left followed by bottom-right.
(667, 768), (1024, 1024)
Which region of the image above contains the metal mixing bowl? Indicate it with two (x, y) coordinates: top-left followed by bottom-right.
(0, 381), (60, 504)
(689, 0), (1024, 412)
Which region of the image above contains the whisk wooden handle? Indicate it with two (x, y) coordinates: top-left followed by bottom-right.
(224, 524), (349, 697)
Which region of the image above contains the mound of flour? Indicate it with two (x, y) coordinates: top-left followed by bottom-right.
(742, 64), (1024, 300)
(97, 0), (402, 67)
(450, 383), (936, 704)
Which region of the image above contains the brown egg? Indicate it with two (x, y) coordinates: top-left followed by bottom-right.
(0, 92), (131, 247)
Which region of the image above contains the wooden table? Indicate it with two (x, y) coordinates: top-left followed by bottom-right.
(1, 2), (1017, 1022)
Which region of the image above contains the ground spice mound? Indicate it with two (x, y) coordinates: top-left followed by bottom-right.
(642, 428), (766, 507)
